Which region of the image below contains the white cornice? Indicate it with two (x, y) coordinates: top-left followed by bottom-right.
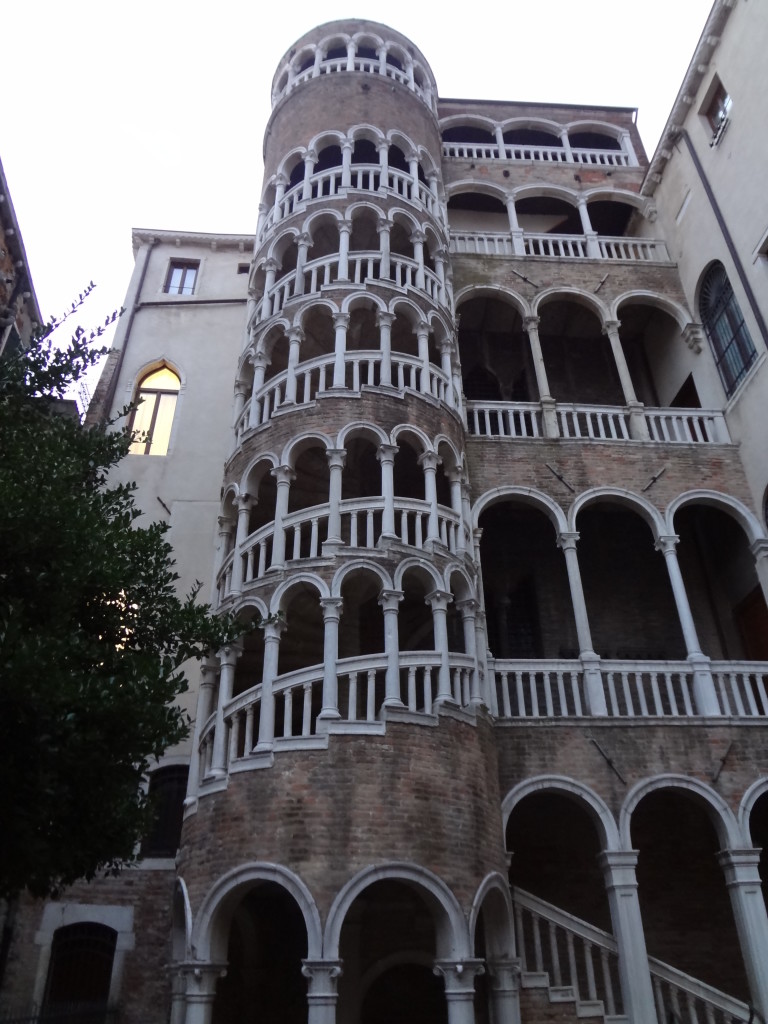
(131, 228), (255, 256)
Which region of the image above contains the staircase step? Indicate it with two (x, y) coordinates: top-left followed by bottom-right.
(549, 987), (577, 1003)
(576, 1000), (606, 1017)
(522, 972), (551, 989)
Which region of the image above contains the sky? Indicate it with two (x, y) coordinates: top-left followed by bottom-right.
(3, 0), (714, 392)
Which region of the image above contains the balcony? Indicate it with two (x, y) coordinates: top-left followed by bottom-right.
(442, 140), (633, 167)
(450, 229), (671, 263)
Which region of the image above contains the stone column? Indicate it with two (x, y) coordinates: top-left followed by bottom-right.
(233, 377), (248, 428)
(559, 128), (574, 161)
(312, 47), (322, 77)
(416, 320), (432, 395)
(620, 129), (638, 166)
(456, 598), (481, 704)
(248, 353), (269, 427)
(418, 451), (442, 544)
(186, 659), (217, 801)
(341, 140), (353, 188)
(319, 598), (343, 720)
(577, 198), (601, 258)
(408, 152), (420, 201)
(377, 312), (395, 387)
(255, 618), (286, 751)
(505, 197), (525, 255)
(345, 39), (355, 71)
(284, 327), (304, 404)
(302, 150), (316, 201)
(557, 532), (606, 715)
(411, 230), (427, 290)
(213, 515), (235, 602)
(433, 960), (485, 1024)
(379, 589), (404, 706)
(273, 175), (288, 221)
(377, 444), (398, 539)
(209, 644), (241, 777)
(256, 201), (268, 239)
(269, 465), (295, 569)
(438, 340), (454, 407)
(180, 963), (227, 1024)
(263, 258), (278, 318)
(751, 539), (768, 609)
(324, 448), (347, 549)
(301, 960), (344, 1024)
(447, 469), (465, 553)
(293, 234), (311, 297)
(377, 140), (389, 189)
(486, 958), (521, 1024)
(378, 217), (391, 279)
(494, 125), (506, 154)
(427, 589), (454, 703)
(332, 312), (350, 389)
(599, 851), (659, 1024)
(435, 249), (448, 306)
(337, 220), (351, 281)
(655, 535), (719, 715)
(717, 849), (768, 1018)
(524, 316), (558, 437)
(229, 495), (252, 596)
(602, 319), (648, 440)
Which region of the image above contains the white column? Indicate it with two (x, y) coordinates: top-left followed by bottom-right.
(302, 151), (316, 201)
(376, 44), (387, 75)
(456, 598), (481, 704)
(209, 644), (241, 777)
(599, 851), (659, 1024)
(378, 218), (391, 278)
(186, 660), (217, 800)
(301, 960), (343, 1024)
(717, 849), (768, 1018)
(263, 258), (278, 318)
(408, 151), (420, 201)
(337, 219), (351, 281)
(377, 312), (394, 387)
(213, 515), (235, 603)
(233, 378), (248, 428)
(284, 327), (304, 404)
(379, 589), (404, 706)
(433, 960), (485, 1024)
(655, 535), (719, 715)
(273, 175), (288, 220)
(312, 47), (322, 77)
(324, 448), (346, 548)
(438, 340), (454, 407)
(416, 320), (432, 395)
(248, 353), (269, 427)
(269, 466), (295, 569)
(419, 450), (442, 544)
(486, 958), (521, 1024)
(255, 619), (286, 751)
(557, 532), (606, 715)
(577, 198), (601, 258)
(319, 598), (343, 720)
(377, 140), (389, 189)
(229, 495), (252, 596)
(505, 197), (525, 255)
(340, 140), (353, 188)
(750, 540), (768, 609)
(494, 125), (506, 154)
(447, 469), (465, 553)
(293, 234), (311, 296)
(620, 129), (638, 166)
(377, 444), (398, 539)
(427, 589), (454, 703)
(256, 202), (268, 239)
(524, 316), (558, 438)
(345, 39), (355, 71)
(559, 128), (573, 161)
(411, 230), (427, 290)
(602, 319), (649, 440)
(181, 964), (226, 1024)
(332, 312), (350, 388)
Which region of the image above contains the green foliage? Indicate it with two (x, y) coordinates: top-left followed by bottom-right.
(0, 299), (241, 898)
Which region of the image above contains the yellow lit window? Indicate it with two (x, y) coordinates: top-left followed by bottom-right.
(129, 366), (180, 455)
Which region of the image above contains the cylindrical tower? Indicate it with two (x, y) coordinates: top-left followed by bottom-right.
(176, 20), (513, 1024)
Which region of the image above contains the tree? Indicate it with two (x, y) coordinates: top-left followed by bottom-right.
(0, 294), (241, 899)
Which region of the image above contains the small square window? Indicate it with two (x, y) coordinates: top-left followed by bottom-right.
(700, 77), (731, 146)
(237, 263), (250, 275)
(164, 260), (199, 295)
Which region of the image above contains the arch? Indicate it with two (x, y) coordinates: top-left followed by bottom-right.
(331, 559), (393, 598)
(191, 862), (322, 962)
(582, 186), (648, 211)
(302, 207), (344, 241)
(666, 489), (766, 544)
(739, 778), (768, 841)
(531, 286), (610, 322)
(388, 295), (430, 326)
(569, 487), (665, 538)
(393, 556), (444, 593)
(389, 422), (433, 453)
(269, 573), (330, 615)
(324, 862), (470, 960)
(619, 775), (742, 850)
(234, 595), (270, 622)
(565, 119), (624, 142)
(612, 290), (691, 329)
(445, 564), (475, 603)
(296, 297), (339, 330)
(454, 285), (530, 320)
(275, 146), (310, 184)
(172, 878), (193, 961)
(340, 290), (387, 316)
(502, 775), (620, 851)
(512, 183), (582, 206)
(336, 420), (389, 448)
(347, 122), (386, 148)
(265, 226), (301, 265)
(239, 451), (279, 495)
(445, 179), (510, 204)
(469, 873), (515, 960)
(501, 116), (564, 136)
(472, 486), (567, 533)
(128, 362), (182, 457)
(439, 113), (498, 134)
(281, 430), (333, 467)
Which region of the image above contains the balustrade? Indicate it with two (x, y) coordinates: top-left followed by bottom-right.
(558, 404), (631, 440)
(491, 659), (768, 719)
(442, 142), (632, 166)
(449, 230), (669, 262)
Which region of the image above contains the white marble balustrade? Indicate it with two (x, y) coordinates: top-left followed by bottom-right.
(442, 142), (631, 166)
(449, 230), (670, 263)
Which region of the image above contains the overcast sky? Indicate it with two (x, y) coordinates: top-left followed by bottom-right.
(4, 0), (713, 380)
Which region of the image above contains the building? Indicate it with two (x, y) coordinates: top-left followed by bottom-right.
(3, 3), (768, 1023)
(0, 156), (42, 358)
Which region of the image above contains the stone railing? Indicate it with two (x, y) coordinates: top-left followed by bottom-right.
(449, 230), (670, 262)
(491, 659), (768, 719)
(216, 498), (468, 598)
(235, 351), (450, 437)
(259, 164), (439, 238)
(283, 58), (432, 106)
(197, 651), (475, 773)
(442, 142), (632, 166)
(466, 401), (731, 444)
(255, 251), (443, 322)
(513, 888), (752, 1024)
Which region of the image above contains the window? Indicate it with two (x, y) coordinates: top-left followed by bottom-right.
(140, 765), (189, 858)
(128, 366), (180, 455)
(43, 923), (117, 1021)
(699, 262), (757, 396)
(164, 260), (199, 295)
(702, 78), (731, 146)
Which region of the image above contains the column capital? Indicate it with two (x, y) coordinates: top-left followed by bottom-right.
(332, 311), (351, 328)
(456, 597), (479, 618)
(717, 848), (763, 883)
(655, 534), (680, 554)
(261, 617), (288, 641)
(271, 464), (296, 485)
(599, 848), (641, 888)
(602, 319), (622, 335)
(523, 315), (540, 332)
(296, 232), (312, 247)
(200, 660), (218, 689)
(425, 588), (453, 610)
(557, 531), (580, 551)
(286, 325), (305, 344)
(319, 596), (344, 621)
(301, 958), (343, 985)
(216, 642), (243, 667)
(338, 219), (352, 235)
(378, 589), (404, 611)
(274, 172), (289, 187)
(325, 447), (347, 470)
(252, 351), (271, 370)
(682, 322), (704, 353)
(750, 538), (768, 562)
(410, 229), (427, 244)
(377, 216), (391, 233)
(438, 337), (453, 354)
(178, 961), (228, 998)
(236, 493), (252, 512)
(486, 957), (521, 991)
(433, 958), (486, 992)
(418, 450), (441, 471)
(264, 256), (279, 271)
(416, 319), (431, 338)
(376, 442), (399, 464)
(340, 139), (354, 153)
(218, 515), (235, 534)
(376, 311), (395, 329)
(304, 149), (317, 164)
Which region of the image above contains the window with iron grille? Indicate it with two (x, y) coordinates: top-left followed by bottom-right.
(699, 262), (756, 397)
(141, 765), (189, 858)
(42, 923), (117, 1023)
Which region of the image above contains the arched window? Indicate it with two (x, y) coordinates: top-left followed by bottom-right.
(699, 263), (757, 396)
(43, 923), (117, 1018)
(128, 366), (180, 455)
